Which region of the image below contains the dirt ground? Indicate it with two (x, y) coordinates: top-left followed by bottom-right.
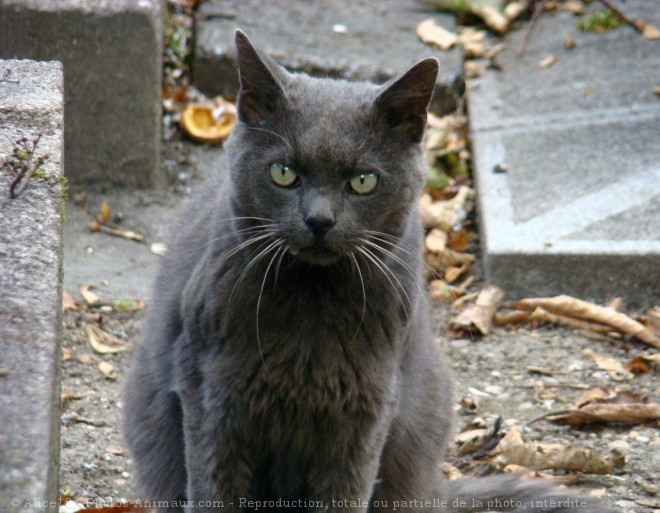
(59, 271), (660, 512)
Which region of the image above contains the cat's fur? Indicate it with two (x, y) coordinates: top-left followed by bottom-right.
(123, 31), (615, 513)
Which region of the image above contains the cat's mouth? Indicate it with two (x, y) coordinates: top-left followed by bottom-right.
(289, 244), (342, 266)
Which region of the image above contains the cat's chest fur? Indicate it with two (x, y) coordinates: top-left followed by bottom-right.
(190, 253), (405, 419)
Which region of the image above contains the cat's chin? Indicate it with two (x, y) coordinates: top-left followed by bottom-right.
(290, 246), (343, 267)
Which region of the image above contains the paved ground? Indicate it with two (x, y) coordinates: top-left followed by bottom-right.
(469, 0), (660, 306)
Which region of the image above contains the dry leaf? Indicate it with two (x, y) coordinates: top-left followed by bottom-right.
(526, 365), (557, 376)
(529, 306), (614, 335)
(447, 230), (471, 252)
(79, 284), (99, 306)
(561, 0), (584, 14)
(425, 249), (474, 276)
(538, 54), (558, 68)
(459, 396), (479, 414)
(62, 291), (78, 312)
(60, 392), (85, 408)
(625, 353), (660, 373)
(62, 347), (73, 361)
(105, 446), (125, 456)
(646, 306), (660, 335)
(440, 462), (464, 480)
(417, 18), (459, 50)
(543, 387), (660, 426)
(420, 186), (474, 231)
(77, 353), (93, 365)
(502, 464), (582, 485)
(573, 386), (613, 408)
(444, 261), (470, 284)
(512, 295), (660, 348)
(654, 85), (660, 96)
(547, 403), (660, 426)
(504, 1), (528, 21)
(429, 280), (467, 302)
(639, 22), (660, 40)
(493, 310), (532, 326)
(458, 27), (487, 58)
(97, 201), (111, 224)
(582, 348), (634, 381)
(494, 440), (624, 474)
(454, 428), (489, 456)
(98, 361), (117, 380)
(472, 4), (508, 33)
(424, 228), (448, 253)
(85, 324), (132, 354)
(450, 284), (504, 335)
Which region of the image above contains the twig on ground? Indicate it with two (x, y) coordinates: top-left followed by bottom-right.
(597, 0), (643, 33)
(517, 0), (548, 57)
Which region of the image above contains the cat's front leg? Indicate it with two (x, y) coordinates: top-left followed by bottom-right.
(176, 337), (251, 513)
(306, 420), (391, 513)
(182, 422), (251, 513)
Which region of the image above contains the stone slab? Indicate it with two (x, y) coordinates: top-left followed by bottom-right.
(469, 3), (660, 131)
(0, 59), (64, 512)
(469, 1), (660, 306)
(194, 0), (464, 115)
(0, 0), (163, 188)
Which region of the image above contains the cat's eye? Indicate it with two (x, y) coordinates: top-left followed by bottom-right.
(348, 172), (378, 195)
(267, 163), (298, 187)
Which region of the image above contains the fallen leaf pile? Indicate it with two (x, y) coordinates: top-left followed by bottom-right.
(421, 111), (478, 296)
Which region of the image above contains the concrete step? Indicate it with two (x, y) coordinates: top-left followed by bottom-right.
(0, 0), (163, 188)
(194, 0), (464, 115)
(0, 59), (64, 513)
(469, 1), (660, 306)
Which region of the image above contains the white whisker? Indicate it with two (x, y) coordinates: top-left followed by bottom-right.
(355, 246), (411, 319)
(349, 252), (367, 341)
(255, 242), (286, 370)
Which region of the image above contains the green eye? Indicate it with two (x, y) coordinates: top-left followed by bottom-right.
(348, 172), (378, 195)
(267, 163), (298, 187)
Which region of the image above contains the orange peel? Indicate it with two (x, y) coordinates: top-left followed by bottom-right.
(180, 100), (236, 144)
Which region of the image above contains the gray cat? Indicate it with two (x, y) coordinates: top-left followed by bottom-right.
(122, 31), (615, 513)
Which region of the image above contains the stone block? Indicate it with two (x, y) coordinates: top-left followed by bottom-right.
(468, 1), (660, 306)
(0, 59), (64, 512)
(194, 0), (464, 115)
(0, 0), (163, 187)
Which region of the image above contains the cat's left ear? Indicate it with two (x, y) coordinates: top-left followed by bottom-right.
(373, 58), (438, 143)
(235, 30), (287, 125)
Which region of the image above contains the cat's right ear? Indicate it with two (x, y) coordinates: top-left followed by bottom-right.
(235, 30), (287, 126)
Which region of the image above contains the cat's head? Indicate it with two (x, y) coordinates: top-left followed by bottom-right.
(225, 30), (438, 266)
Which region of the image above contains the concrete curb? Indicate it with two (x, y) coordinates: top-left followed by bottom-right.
(0, 59), (64, 513)
(0, 0), (163, 188)
(468, 3), (660, 306)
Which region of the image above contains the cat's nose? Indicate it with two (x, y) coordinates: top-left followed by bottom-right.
(304, 212), (335, 237)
